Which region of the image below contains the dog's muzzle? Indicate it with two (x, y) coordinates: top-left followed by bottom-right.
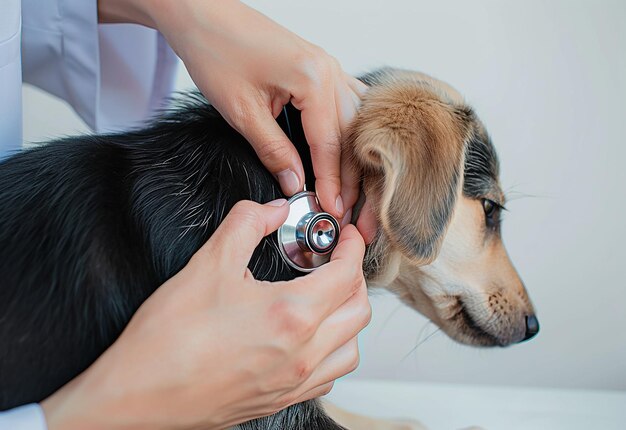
(277, 191), (340, 272)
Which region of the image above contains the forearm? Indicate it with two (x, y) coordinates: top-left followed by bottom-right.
(96, 0), (230, 29)
(97, 0), (165, 28)
(96, 0), (229, 61)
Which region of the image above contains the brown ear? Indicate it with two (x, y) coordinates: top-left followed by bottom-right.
(347, 79), (472, 264)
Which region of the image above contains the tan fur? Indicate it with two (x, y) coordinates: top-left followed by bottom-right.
(346, 74), (471, 270)
(347, 69), (536, 347)
(390, 196), (535, 346)
(321, 69), (536, 429)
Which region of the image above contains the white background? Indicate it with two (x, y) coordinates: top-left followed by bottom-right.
(22, 1), (626, 391)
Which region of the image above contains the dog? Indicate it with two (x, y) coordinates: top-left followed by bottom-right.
(0, 67), (538, 429)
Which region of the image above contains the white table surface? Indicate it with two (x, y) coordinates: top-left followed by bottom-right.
(324, 379), (626, 430)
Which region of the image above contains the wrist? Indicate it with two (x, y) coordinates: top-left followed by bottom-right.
(41, 372), (104, 430)
(40, 343), (224, 430)
(40, 352), (131, 430)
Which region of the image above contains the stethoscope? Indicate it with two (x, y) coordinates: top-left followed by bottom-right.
(275, 106), (341, 272)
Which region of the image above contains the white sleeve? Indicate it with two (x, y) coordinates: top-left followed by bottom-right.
(0, 404), (47, 430)
(0, 0), (22, 157)
(21, 0), (180, 133)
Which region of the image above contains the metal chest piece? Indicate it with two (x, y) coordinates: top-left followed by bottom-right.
(277, 191), (340, 272)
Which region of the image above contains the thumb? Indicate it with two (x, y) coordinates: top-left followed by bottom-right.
(194, 199), (289, 275)
(235, 101), (305, 197)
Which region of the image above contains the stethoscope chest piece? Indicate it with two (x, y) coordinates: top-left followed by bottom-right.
(277, 191), (340, 272)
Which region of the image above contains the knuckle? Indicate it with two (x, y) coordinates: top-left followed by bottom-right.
(256, 139), (294, 166)
(291, 359), (314, 385)
(348, 346), (360, 373)
(350, 277), (363, 297)
(231, 201), (262, 226)
(310, 132), (342, 155)
(330, 262), (360, 296)
(362, 297), (373, 327)
(231, 199), (256, 214)
(271, 299), (316, 342)
(227, 95), (254, 129)
(322, 381), (335, 396)
(344, 264), (364, 294)
(295, 48), (333, 89)
(227, 202), (267, 246)
(353, 290), (372, 329)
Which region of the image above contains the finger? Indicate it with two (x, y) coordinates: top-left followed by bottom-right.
(344, 72), (368, 97)
(334, 80), (362, 224)
(326, 223), (365, 264)
(309, 283), (370, 361)
(334, 81), (358, 137)
(194, 199), (289, 273)
(339, 73), (367, 225)
(289, 381), (335, 406)
(234, 99), (304, 197)
(298, 338), (360, 395)
(355, 198), (378, 245)
(288, 225), (366, 319)
(296, 84), (344, 219)
(339, 150), (361, 227)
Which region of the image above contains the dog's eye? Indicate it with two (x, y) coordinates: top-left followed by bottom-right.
(482, 198), (503, 230)
(482, 199), (497, 217)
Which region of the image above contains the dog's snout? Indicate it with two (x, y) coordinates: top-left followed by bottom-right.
(521, 315), (540, 342)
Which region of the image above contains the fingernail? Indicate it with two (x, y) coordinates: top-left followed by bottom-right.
(341, 208), (353, 227)
(335, 195), (344, 216)
(266, 198), (287, 207)
(277, 169), (300, 196)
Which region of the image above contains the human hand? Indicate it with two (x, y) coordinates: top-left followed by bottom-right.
(41, 199), (371, 430)
(98, 0), (377, 242)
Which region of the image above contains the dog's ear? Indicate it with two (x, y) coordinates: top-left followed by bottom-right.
(347, 79), (473, 265)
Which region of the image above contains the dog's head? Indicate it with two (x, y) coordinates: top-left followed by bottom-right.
(347, 68), (538, 347)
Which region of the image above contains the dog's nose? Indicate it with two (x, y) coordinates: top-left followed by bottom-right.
(522, 315), (540, 341)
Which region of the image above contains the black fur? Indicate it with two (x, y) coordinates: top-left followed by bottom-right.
(0, 92), (343, 429)
(463, 126), (500, 199)
(0, 77), (500, 429)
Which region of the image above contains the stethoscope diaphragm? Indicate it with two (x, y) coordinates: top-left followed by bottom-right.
(277, 191), (340, 272)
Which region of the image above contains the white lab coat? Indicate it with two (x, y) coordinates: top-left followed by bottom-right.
(0, 0), (179, 159)
(0, 0), (22, 158)
(0, 0), (179, 425)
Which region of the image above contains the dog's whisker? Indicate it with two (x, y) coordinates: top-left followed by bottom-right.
(415, 321), (433, 346)
(374, 303), (404, 341)
(503, 185), (555, 202)
(401, 326), (441, 363)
